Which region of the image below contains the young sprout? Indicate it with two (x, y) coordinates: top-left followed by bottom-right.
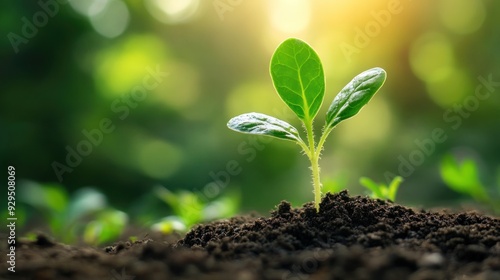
(359, 176), (403, 201)
(19, 182), (127, 245)
(152, 186), (240, 233)
(440, 154), (488, 202)
(227, 38), (386, 211)
(440, 154), (500, 213)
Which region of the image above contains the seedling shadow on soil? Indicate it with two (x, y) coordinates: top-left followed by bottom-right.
(2, 191), (499, 280)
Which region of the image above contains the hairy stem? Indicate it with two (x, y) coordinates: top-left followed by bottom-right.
(317, 127), (333, 156)
(305, 121), (321, 212)
(310, 151), (321, 212)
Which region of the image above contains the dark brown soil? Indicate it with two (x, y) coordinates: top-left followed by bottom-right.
(2, 191), (500, 280)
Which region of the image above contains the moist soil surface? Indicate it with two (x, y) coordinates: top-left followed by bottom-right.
(2, 191), (500, 280)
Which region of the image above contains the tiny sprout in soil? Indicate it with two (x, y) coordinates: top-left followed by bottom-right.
(360, 176), (403, 201)
(152, 186), (239, 233)
(228, 38), (386, 211)
(440, 154), (500, 213)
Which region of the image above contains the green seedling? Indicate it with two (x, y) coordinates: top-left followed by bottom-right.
(227, 38), (386, 211)
(440, 154), (500, 213)
(359, 176), (403, 201)
(83, 209), (128, 246)
(152, 185), (239, 233)
(440, 154), (488, 202)
(19, 182), (127, 245)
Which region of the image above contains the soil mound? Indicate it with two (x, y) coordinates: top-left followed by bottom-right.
(3, 191), (499, 279)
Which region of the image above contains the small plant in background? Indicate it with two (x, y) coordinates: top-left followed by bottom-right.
(227, 38), (386, 211)
(19, 181), (127, 245)
(322, 173), (349, 195)
(151, 185), (239, 233)
(440, 154), (500, 213)
(359, 176), (403, 201)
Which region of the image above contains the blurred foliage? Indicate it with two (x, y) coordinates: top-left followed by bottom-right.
(18, 182), (128, 244)
(440, 154), (500, 213)
(1, 0), (500, 228)
(360, 176), (403, 202)
(151, 185), (239, 234)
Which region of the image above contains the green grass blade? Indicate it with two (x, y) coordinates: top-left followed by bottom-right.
(270, 38), (325, 121)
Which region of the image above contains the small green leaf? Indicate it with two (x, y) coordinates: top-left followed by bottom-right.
(440, 155), (466, 192)
(227, 112), (302, 142)
(387, 176), (403, 201)
(83, 209), (128, 245)
(270, 38), (325, 121)
(151, 216), (187, 234)
(440, 155), (487, 201)
(326, 67), (386, 129)
(359, 177), (384, 199)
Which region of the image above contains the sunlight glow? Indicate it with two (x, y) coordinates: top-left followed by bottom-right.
(145, 0), (199, 24)
(269, 0), (311, 34)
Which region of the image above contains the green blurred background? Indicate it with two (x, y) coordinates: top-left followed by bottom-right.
(2, 0), (500, 219)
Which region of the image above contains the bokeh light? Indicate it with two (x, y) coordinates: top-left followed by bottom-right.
(4, 0), (500, 215)
(438, 0), (486, 35)
(410, 32), (455, 83)
(152, 62), (200, 113)
(145, 0), (199, 24)
(89, 0), (130, 38)
(268, 0), (311, 34)
(425, 68), (472, 107)
(137, 139), (183, 180)
(69, 0), (130, 38)
(68, 0), (109, 17)
(93, 35), (167, 98)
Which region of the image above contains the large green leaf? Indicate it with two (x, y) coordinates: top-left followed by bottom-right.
(227, 112), (301, 142)
(270, 38), (325, 121)
(326, 67), (386, 129)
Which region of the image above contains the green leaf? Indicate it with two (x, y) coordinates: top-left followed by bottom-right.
(440, 155), (466, 192)
(326, 67), (386, 129)
(19, 182), (68, 213)
(440, 155), (487, 201)
(151, 216), (187, 234)
(227, 112), (302, 142)
(270, 38), (325, 121)
(387, 176), (403, 201)
(359, 177), (384, 199)
(440, 155), (477, 193)
(83, 209), (128, 245)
